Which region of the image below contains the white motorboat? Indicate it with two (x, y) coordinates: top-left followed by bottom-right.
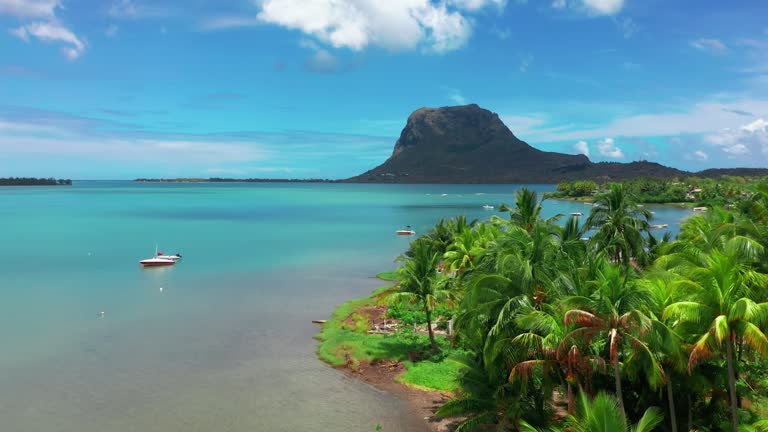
(482, 205), (494, 210)
(570, 212), (583, 216)
(140, 247), (181, 267)
(396, 226), (416, 235)
(140, 256), (176, 267)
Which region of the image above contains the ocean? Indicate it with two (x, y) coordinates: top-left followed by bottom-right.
(0, 182), (690, 431)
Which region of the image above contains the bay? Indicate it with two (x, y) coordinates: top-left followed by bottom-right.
(0, 182), (690, 431)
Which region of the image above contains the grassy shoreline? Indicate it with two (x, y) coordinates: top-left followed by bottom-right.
(314, 273), (461, 393)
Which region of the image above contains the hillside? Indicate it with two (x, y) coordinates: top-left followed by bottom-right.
(346, 104), (766, 183)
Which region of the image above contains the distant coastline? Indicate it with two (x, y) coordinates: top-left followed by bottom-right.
(0, 177), (72, 186)
(134, 177), (336, 183)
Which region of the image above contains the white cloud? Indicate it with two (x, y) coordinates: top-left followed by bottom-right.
(11, 21), (86, 59)
(705, 118), (768, 158)
(552, 0), (624, 16)
(105, 24), (119, 37)
(448, 0), (507, 11)
(690, 38), (727, 54)
(615, 17), (636, 38)
(305, 48), (338, 73)
(255, 0), (476, 53)
(573, 140), (590, 156)
(108, 0), (167, 19)
(507, 98), (768, 143)
(0, 0), (58, 18)
(200, 15), (262, 30)
(447, 88), (466, 104)
(596, 137), (624, 158)
(686, 150), (709, 161)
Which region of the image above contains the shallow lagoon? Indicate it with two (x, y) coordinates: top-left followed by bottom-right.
(0, 182), (690, 431)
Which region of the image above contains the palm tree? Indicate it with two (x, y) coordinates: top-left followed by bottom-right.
(663, 237), (768, 432)
(497, 187), (555, 232)
(586, 183), (652, 267)
(436, 354), (520, 431)
(561, 260), (662, 417)
(392, 238), (450, 352)
(510, 301), (605, 415)
(563, 392), (663, 432)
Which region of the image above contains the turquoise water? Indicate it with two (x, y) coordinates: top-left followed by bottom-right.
(0, 182), (690, 431)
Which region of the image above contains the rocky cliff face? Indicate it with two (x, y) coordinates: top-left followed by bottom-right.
(347, 104), (615, 183)
(346, 104), (765, 183)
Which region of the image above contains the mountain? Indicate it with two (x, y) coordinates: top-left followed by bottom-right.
(346, 104), (766, 183)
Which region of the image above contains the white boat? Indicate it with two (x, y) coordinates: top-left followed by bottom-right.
(157, 253), (182, 261)
(482, 205), (494, 210)
(140, 247), (180, 267)
(396, 226), (416, 235)
(649, 224), (669, 230)
(570, 212), (583, 217)
(140, 256), (176, 267)
(693, 207), (708, 212)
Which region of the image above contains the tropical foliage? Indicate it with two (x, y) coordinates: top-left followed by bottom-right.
(389, 180), (768, 432)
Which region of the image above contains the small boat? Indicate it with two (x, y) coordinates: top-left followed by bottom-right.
(649, 224), (669, 230)
(396, 226), (416, 235)
(580, 237), (591, 242)
(693, 207), (708, 212)
(570, 212), (583, 217)
(140, 256), (176, 266)
(140, 247), (180, 267)
(482, 205), (494, 210)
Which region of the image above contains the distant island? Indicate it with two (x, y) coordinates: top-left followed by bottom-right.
(0, 177), (72, 186)
(135, 177), (334, 183)
(346, 104), (768, 183)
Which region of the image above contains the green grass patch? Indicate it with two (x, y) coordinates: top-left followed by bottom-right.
(315, 285), (426, 367)
(316, 281), (461, 392)
(376, 271), (400, 282)
(398, 360), (462, 392)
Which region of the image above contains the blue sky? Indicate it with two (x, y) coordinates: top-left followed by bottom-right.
(1, 0), (767, 179)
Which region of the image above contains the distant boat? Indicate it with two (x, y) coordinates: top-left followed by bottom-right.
(570, 212), (583, 217)
(693, 207), (708, 212)
(396, 226), (416, 235)
(482, 205), (494, 210)
(140, 256), (176, 266)
(580, 237), (591, 242)
(140, 247), (180, 267)
(649, 224), (669, 230)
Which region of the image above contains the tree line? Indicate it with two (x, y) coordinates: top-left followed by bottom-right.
(550, 176), (760, 206)
(391, 179), (768, 431)
(0, 177), (71, 186)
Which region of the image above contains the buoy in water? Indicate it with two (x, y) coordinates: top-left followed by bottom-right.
(159, 287), (164, 292)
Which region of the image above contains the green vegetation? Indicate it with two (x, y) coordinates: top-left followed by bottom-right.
(0, 177), (71, 186)
(320, 178), (768, 431)
(549, 175), (767, 207)
(397, 360), (461, 391)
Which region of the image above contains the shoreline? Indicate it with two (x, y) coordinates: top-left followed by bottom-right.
(314, 278), (461, 432)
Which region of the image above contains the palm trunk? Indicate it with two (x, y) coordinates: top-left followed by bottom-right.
(424, 299), (438, 353)
(613, 358), (625, 417)
(567, 382), (575, 415)
(666, 379), (678, 432)
(725, 337), (739, 432)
